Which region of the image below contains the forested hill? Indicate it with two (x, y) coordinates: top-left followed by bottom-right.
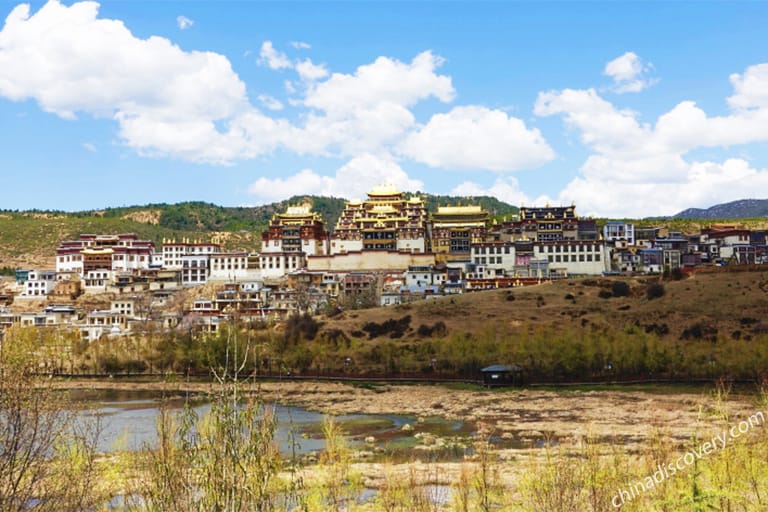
(0, 194), (517, 266)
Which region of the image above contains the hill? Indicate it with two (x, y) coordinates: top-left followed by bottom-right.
(0, 194), (517, 269)
(674, 198), (768, 219)
(297, 269), (768, 380)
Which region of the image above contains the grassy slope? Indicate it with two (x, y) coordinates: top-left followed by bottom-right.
(318, 268), (768, 359)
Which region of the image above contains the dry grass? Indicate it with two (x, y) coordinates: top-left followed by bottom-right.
(327, 269), (768, 344)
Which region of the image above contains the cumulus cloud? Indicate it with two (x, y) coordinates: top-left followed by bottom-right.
(247, 154), (423, 202)
(176, 15), (193, 30)
(257, 94), (284, 111)
(0, 2), (554, 180)
(402, 106), (554, 172)
(0, 0), (272, 163)
(295, 58), (328, 81)
(288, 51), (456, 157)
(728, 63), (768, 111)
(603, 52), (657, 93)
(258, 40), (291, 70)
(304, 51), (454, 114)
(535, 65), (768, 217)
(290, 41), (311, 49)
(82, 142), (97, 152)
(451, 176), (550, 207)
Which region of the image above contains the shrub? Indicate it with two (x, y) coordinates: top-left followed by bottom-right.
(321, 328), (350, 348)
(611, 281), (631, 297)
(362, 315), (412, 339)
(646, 283), (666, 300)
(416, 321), (447, 337)
(598, 290), (612, 299)
(283, 313), (320, 345)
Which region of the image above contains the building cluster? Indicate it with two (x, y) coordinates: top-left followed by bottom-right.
(2, 186), (767, 341)
(602, 223), (767, 273)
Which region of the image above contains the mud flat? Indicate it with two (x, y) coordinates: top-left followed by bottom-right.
(56, 378), (759, 451)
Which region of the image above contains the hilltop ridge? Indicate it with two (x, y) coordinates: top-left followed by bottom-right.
(0, 194), (517, 269)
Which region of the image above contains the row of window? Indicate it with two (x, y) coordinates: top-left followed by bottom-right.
(475, 256), (504, 265)
(547, 254), (601, 263)
(473, 246), (512, 255)
(540, 244), (599, 254)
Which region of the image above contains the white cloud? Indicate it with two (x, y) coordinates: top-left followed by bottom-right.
(292, 51), (455, 157)
(295, 58), (328, 81)
(176, 15), (193, 30)
(290, 41), (311, 50)
(556, 159), (768, 218)
(535, 64), (768, 217)
(402, 105), (555, 172)
(304, 51), (454, 115)
(728, 63), (768, 111)
(0, 2), (553, 181)
(82, 142), (96, 152)
(247, 154), (423, 202)
(258, 40), (291, 70)
(603, 52), (657, 93)
(257, 94), (284, 111)
(451, 176), (546, 207)
(0, 0), (262, 163)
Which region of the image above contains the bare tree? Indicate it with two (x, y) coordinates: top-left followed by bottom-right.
(0, 327), (103, 512)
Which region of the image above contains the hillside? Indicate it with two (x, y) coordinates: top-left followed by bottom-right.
(300, 269), (768, 380)
(674, 198), (768, 219)
(0, 194), (516, 269)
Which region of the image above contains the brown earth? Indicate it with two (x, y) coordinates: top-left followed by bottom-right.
(56, 379), (761, 451)
(322, 268), (768, 345)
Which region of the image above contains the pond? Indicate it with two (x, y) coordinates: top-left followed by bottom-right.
(70, 389), (475, 461)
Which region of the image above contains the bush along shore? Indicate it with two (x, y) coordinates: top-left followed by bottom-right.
(3, 324), (768, 511)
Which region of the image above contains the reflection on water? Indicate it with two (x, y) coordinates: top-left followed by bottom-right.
(70, 389), (469, 457)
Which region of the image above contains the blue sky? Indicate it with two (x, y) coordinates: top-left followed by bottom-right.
(1, 0), (767, 218)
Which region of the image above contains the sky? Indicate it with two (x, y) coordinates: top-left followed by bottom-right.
(1, 1), (767, 218)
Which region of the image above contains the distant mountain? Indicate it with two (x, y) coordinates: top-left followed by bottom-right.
(674, 199), (768, 219)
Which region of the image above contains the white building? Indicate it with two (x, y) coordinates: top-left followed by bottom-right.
(603, 222), (636, 246)
(111, 299), (136, 317)
(208, 252), (250, 282)
(181, 255), (209, 286)
(470, 242), (516, 273)
(20, 270), (57, 298)
(533, 241), (608, 275)
(259, 253), (305, 279)
(162, 240), (220, 270)
(404, 266), (448, 288)
(56, 234), (155, 277)
(84, 270), (111, 292)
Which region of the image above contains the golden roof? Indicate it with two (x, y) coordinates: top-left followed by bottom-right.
(284, 205), (312, 216)
(436, 206), (484, 215)
(367, 184), (401, 197)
